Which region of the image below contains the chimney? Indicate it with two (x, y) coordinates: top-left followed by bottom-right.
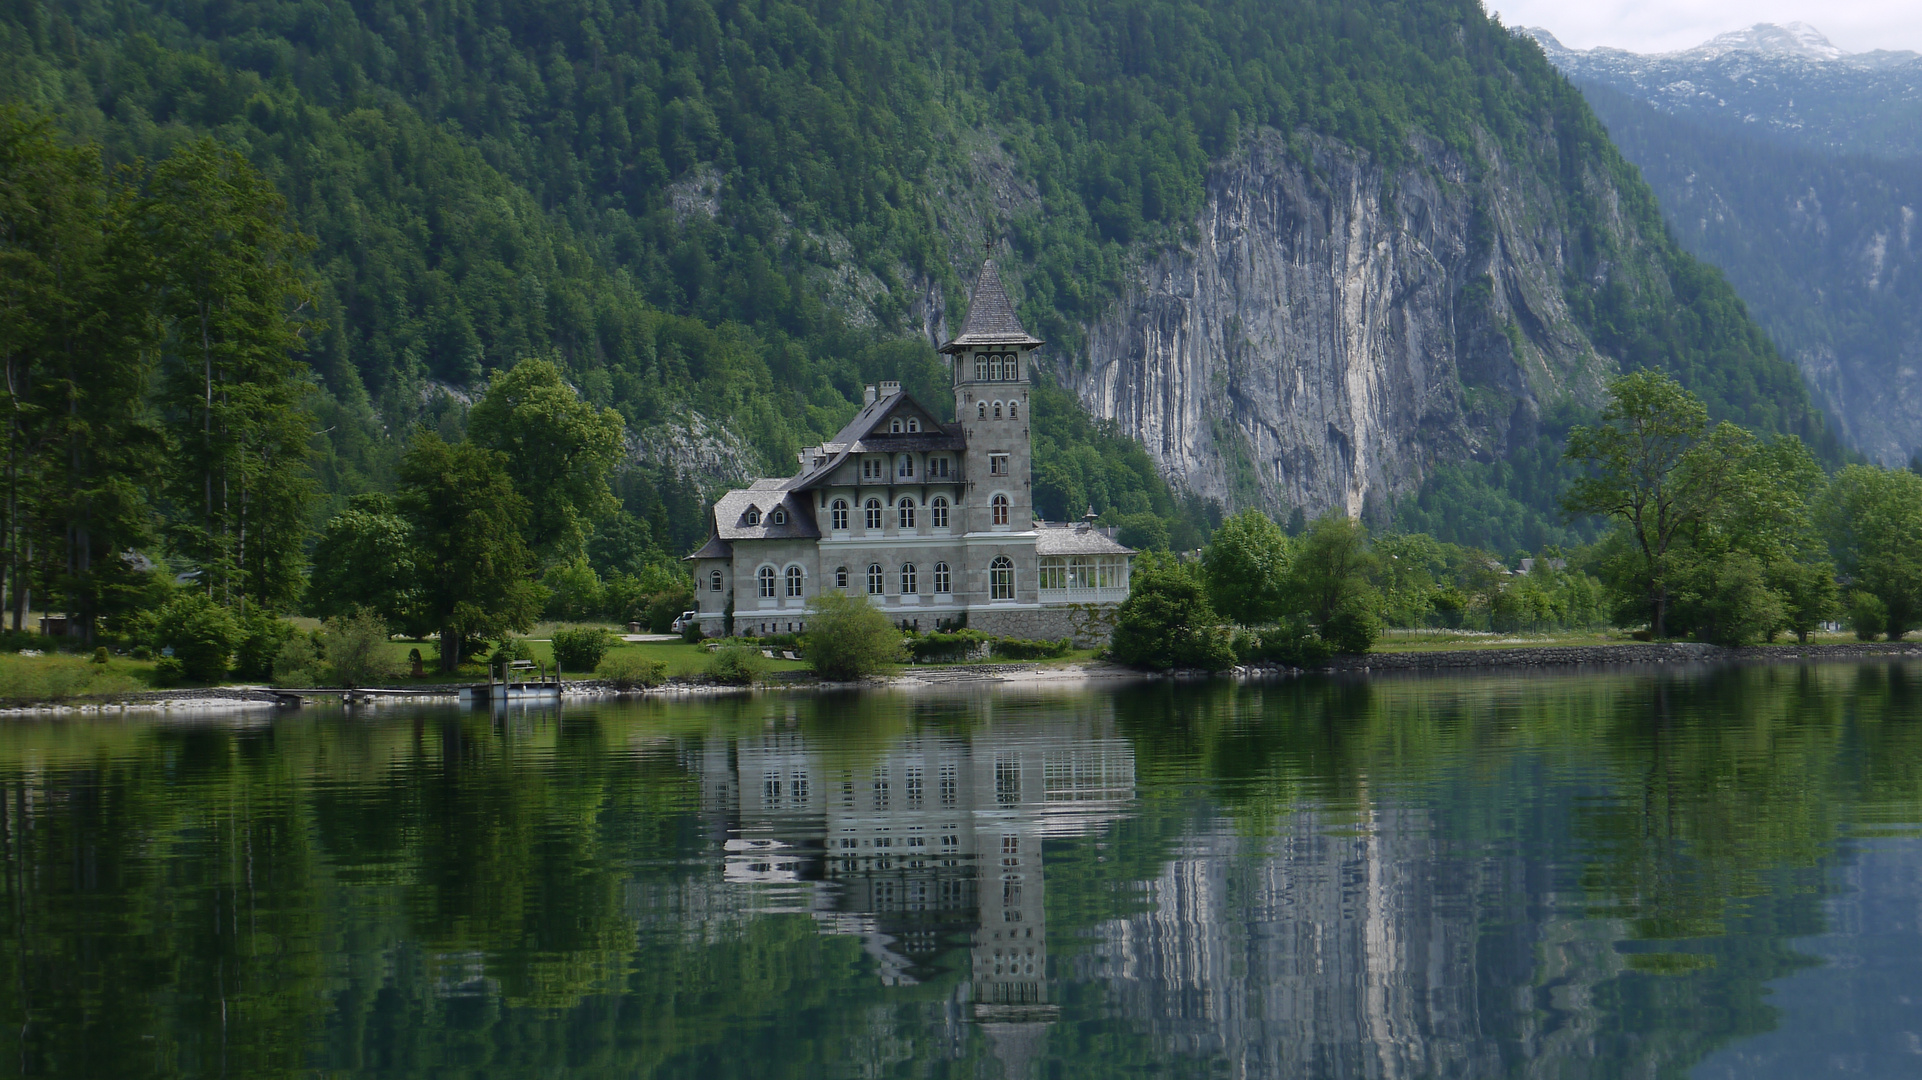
(864, 385), (878, 406)
(880, 380), (901, 398)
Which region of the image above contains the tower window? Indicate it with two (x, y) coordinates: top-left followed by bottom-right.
(975, 354), (988, 380)
(1004, 354), (1019, 380)
(990, 556), (1014, 600)
(989, 354), (1003, 380)
(900, 562), (917, 594)
(867, 563), (884, 594)
(758, 566), (777, 598)
(898, 497), (916, 529)
(931, 497), (949, 529)
(865, 498), (882, 530)
(785, 566), (804, 597)
(994, 402), (1003, 419)
(830, 499), (848, 530)
(989, 453), (1009, 476)
(1008, 401), (1018, 420)
(710, 570), (723, 591)
(836, 566), (849, 589)
(933, 562), (951, 593)
(978, 402), (987, 420)
(992, 494), (1010, 526)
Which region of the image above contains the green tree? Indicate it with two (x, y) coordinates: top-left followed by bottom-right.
(1288, 512), (1381, 632)
(804, 592), (904, 680)
(549, 626), (613, 674)
(321, 607), (395, 686)
(467, 358), (624, 561)
(1110, 556), (1235, 671)
(152, 592), (240, 683)
(1564, 372), (1749, 637)
(1200, 509), (1292, 626)
(1821, 465), (1922, 640)
(144, 139), (316, 615)
(306, 494), (422, 633)
(396, 432), (543, 671)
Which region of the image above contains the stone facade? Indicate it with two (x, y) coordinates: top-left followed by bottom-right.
(688, 261), (1134, 642)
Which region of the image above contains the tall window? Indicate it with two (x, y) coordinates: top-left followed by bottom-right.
(933, 562), (951, 594)
(709, 570), (723, 591)
(831, 499), (848, 530)
(867, 563), (884, 594)
(931, 457), (949, 478)
(975, 354), (988, 380)
(992, 494), (1010, 526)
(978, 402), (987, 419)
(989, 454), (1009, 476)
(865, 498), (882, 530)
(989, 355), (1003, 380)
(836, 566), (849, 589)
(990, 556), (1014, 600)
(900, 563), (917, 594)
(993, 402), (1003, 419)
(863, 458), (880, 480)
(931, 497), (949, 529)
(785, 566), (804, 597)
(898, 497), (916, 529)
(1008, 401), (1018, 419)
(1005, 354), (1019, 380)
(898, 455), (914, 478)
(758, 566), (777, 598)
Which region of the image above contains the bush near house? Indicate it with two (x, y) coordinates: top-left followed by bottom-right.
(550, 627), (614, 673)
(804, 593), (905, 681)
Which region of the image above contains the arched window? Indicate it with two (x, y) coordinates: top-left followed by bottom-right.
(931, 496), (949, 529)
(865, 498), (883, 530)
(994, 402), (1003, 419)
(907, 417), (920, 433)
(709, 569), (723, 591)
(990, 556), (1014, 600)
(835, 566), (849, 589)
(785, 566), (804, 597)
(992, 494), (1010, 527)
(867, 563), (884, 595)
(830, 499), (849, 531)
(757, 566), (777, 598)
(1005, 354), (1019, 381)
(1008, 401), (1018, 420)
(898, 455), (914, 478)
(974, 354), (988, 381)
(745, 507), (761, 526)
(978, 402), (987, 420)
(989, 354), (1003, 381)
(890, 418), (903, 433)
(900, 563), (917, 594)
(898, 497), (916, 529)
(933, 562), (951, 594)
(771, 508), (786, 525)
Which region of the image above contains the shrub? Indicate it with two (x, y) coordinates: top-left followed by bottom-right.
(273, 634), (326, 686)
(680, 617), (704, 643)
(990, 636), (1072, 660)
(601, 653), (667, 689)
(129, 644), (153, 661)
(804, 593), (904, 680)
(1322, 608), (1382, 655)
(1848, 590), (1888, 641)
(495, 637), (539, 665)
(234, 614), (299, 681)
(906, 629), (992, 663)
(1110, 559), (1236, 671)
(151, 656), (186, 687)
(551, 626), (613, 673)
(153, 594), (241, 683)
(645, 587), (697, 633)
(1236, 621), (1338, 667)
(91, 647), (109, 665)
(322, 608), (396, 686)
(706, 645), (768, 685)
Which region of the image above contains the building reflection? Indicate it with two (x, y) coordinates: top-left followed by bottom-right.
(687, 700), (1134, 1070)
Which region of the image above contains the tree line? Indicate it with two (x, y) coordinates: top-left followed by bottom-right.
(1112, 370), (1921, 670)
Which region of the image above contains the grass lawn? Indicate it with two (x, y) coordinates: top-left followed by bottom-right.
(0, 652), (156, 702)
(1372, 627), (1886, 653)
(370, 634), (808, 682)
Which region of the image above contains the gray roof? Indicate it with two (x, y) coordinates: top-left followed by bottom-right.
(788, 391), (960, 491)
(1035, 523), (1136, 557)
(686, 534), (732, 560)
(941, 260), (1043, 351)
(710, 488), (820, 542)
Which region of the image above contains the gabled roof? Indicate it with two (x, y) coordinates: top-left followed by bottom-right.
(709, 488), (820, 542)
(789, 390), (963, 491)
(940, 259), (1044, 352)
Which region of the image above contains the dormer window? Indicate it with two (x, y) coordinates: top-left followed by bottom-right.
(907, 417), (920, 433)
(771, 508), (787, 525)
(890, 419), (903, 434)
(745, 507), (761, 526)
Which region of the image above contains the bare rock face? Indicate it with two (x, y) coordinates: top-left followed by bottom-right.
(1064, 129), (1613, 519)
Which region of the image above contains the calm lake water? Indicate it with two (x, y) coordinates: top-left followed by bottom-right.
(6, 662), (1922, 1078)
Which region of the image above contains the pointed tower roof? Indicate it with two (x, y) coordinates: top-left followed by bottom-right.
(940, 259), (1044, 352)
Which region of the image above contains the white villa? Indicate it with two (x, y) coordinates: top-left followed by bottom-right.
(686, 259), (1134, 641)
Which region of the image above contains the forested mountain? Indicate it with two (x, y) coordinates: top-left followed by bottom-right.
(1532, 25), (1922, 466)
(2, 0), (1833, 565)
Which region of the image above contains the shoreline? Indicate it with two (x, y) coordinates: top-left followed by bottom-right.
(6, 641), (1921, 716)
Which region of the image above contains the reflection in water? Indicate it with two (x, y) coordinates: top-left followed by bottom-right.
(1, 664), (1921, 1077)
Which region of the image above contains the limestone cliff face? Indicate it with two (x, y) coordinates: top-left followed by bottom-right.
(1062, 129), (1617, 519)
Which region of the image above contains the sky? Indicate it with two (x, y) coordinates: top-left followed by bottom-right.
(1488, 0), (1922, 55)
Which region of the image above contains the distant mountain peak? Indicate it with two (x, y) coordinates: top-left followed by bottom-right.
(1685, 22), (1847, 62)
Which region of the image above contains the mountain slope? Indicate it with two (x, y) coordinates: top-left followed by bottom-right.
(0, 0), (1835, 553)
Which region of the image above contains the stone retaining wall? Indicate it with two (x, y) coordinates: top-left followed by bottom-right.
(1266, 641), (1922, 675)
(969, 604), (1122, 648)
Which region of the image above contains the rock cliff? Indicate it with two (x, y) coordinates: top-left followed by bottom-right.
(1060, 129), (1617, 519)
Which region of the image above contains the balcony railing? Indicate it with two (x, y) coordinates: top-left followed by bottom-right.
(1037, 585), (1129, 604)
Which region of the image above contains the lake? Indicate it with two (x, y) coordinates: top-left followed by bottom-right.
(5, 661), (1922, 1078)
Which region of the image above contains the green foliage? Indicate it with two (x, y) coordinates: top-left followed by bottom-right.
(397, 432), (543, 670)
(550, 627), (614, 674)
(467, 359), (625, 560)
(1289, 513), (1381, 635)
(152, 593), (239, 683)
(905, 629), (992, 664)
(804, 593), (904, 681)
(1847, 591), (1888, 641)
(706, 645), (769, 686)
(271, 633), (323, 686)
(306, 494), (422, 633)
(1201, 509), (1292, 626)
(1110, 556), (1235, 671)
(1671, 552), (1784, 647)
(1821, 465), (1922, 640)
(320, 608), (395, 687)
(233, 614), (298, 681)
(541, 559), (605, 622)
(990, 637), (1072, 661)
(599, 653), (667, 690)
